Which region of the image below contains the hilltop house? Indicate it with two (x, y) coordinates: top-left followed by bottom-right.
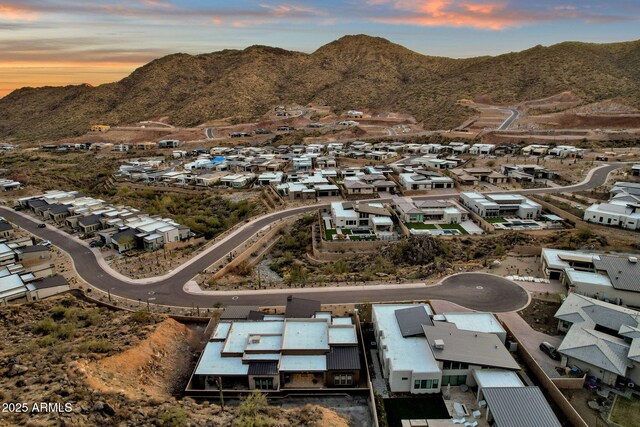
(460, 193), (541, 219)
(188, 298), (362, 392)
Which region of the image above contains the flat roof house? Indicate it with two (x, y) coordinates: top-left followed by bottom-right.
(584, 185), (640, 230)
(330, 202), (395, 238)
(399, 172), (454, 191)
(0, 222), (13, 239)
(393, 198), (467, 225)
(189, 309), (361, 392)
(541, 248), (640, 307)
(460, 193), (541, 219)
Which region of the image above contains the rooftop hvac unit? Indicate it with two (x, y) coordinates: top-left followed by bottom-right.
(629, 257), (638, 263)
(434, 339), (445, 349)
(250, 335), (261, 344)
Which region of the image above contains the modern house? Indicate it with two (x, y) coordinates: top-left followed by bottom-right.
(460, 193), (541, 219)
(583, 183), (640, 230)
(521, 144), (550, 156)
(555, 293), (640, 388)
(0, 222), (13, 239)
(398, 172), (454, 191)
(450, 168), (508, 186)
(329, 202), (395, 239)
(469, 144), (495, 155)
(541, 248), (640, 307)
(393, 198), (467, 225)
(372, 304), (521, 394)
(188, 301), (362, 392)
(501, 165), (556, 183)
(0, 179), (22, 191)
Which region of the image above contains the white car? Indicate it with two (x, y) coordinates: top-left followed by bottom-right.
(40, 240), (51, 247)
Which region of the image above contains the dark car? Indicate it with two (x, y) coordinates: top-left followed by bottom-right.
(539, 342), (561, 360)
(38, 223), (46, 228)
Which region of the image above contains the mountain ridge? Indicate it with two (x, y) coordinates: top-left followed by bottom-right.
(1, 34), (639, 141)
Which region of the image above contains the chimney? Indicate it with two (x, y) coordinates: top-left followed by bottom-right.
(434, 339), (445, 349)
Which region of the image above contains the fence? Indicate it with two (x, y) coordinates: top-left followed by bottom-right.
(500, 320), (589, 427)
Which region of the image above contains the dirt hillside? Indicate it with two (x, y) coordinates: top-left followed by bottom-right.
(2, 35), (640, 141)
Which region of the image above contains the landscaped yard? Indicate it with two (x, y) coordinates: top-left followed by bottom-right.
(405, 223), (437, 230)
(610, 396), (640, 427)
(485, 217), (507, 223)
(325, 229), (337, 240)
(439, 223), (469, 234)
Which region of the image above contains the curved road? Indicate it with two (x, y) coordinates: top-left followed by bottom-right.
(497, 107), (519, 130)
(0, 163), (619, 309)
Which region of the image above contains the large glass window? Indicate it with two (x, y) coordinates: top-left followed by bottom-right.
(254, 378), (273, 390)
(334, 374), (353, 386)
(441, 375), (467, 386)
(414, 379), (439, 389)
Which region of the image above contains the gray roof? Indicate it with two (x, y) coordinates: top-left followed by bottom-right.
(219, 305), (260, 320)
(395, 306), (433, 337)
(78, 214), (102, 226)
(326, 346), (361, 371)
(482, 387), (561, 427)
(558, 326), (630, 376)
(422, 323), (520, 370)
(247, 361), (278, 376)
(0, 223), (12, 232)
(593, 255), (640, 292)
(47, 204), (69, 214)
(555, 293), (640, 331)
(31, 275), (68, 290)
(285, 296), (320, 319)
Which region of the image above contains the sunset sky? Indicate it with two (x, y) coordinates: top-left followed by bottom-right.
(1, 0), (639, 97)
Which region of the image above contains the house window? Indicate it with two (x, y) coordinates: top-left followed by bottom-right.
(414, 379), (439, 389)
(346, 220), (357, 226)
(334, 374), (353, 386)
(254, 378), (273, 390)
(441, 375), (467, 386)
(443, 361), (468, 370)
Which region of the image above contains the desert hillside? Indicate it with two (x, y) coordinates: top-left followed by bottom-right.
(1, 35), (639, 141)
(0, 295), (349, 426)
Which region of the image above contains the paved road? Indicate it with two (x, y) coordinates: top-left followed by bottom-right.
(0, 163), (620, 308)
(497, 107), (519, 130)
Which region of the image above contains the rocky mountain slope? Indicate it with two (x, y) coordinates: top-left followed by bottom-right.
(1, 35), (639, 141)
(0, 295), (348, 426)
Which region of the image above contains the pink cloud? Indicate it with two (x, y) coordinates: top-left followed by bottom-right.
(0, 4), (38, 21)
(366, 0), (632, 30)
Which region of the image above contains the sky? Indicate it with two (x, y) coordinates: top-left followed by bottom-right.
(1, 0), (639, 97)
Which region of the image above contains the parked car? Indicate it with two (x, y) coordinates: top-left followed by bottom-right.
(13, 205), (23, 211)
(539, 342), (561, 360)
(37, 223), (46, 228)
(40, 240), (51, 247)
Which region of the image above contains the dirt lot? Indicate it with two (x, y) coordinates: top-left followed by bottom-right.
(518, 298), (562, 335)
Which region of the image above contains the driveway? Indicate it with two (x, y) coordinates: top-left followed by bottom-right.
(497, 311), (563, 378)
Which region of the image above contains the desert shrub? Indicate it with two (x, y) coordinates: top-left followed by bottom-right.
(130, 310), (153, 324)
(78, 339), (113, 353)
(33, 318), (57, 335)
(157, 407), (188, 427)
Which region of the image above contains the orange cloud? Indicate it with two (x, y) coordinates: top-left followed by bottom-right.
(0, 4), (37, 21)
(368, 0), (552, 30)
(142, 0), (172, 8)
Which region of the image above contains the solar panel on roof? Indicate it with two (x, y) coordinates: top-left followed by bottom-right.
(395, 306), (433, 337)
